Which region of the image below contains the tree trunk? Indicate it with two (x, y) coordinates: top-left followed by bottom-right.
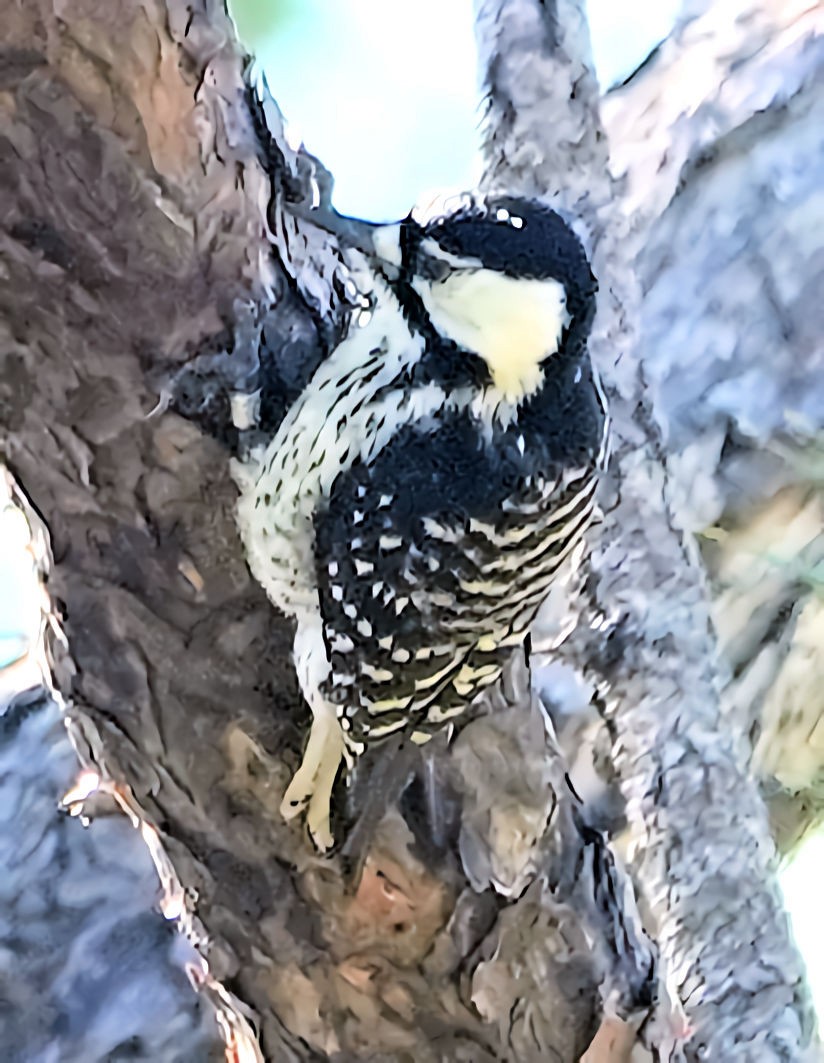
(1, 0), (820, 1060)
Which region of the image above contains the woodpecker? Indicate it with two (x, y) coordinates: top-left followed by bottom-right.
(235, 193), (608, 850)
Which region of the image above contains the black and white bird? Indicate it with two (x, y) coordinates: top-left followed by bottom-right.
(236, 194), (608, 850)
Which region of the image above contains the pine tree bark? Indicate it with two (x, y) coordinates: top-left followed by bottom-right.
(1, 0), (820, 1060)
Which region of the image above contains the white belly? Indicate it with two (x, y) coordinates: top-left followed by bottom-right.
(234, 301), (437, 617)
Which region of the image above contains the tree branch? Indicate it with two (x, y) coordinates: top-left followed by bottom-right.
(475, 0), (816, 1056)
(605, 1), (824, 857)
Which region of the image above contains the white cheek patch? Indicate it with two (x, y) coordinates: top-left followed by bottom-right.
(416, 270), (570, 401)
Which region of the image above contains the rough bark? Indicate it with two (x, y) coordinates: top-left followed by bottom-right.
(475, 0), (818, 1057)
(1, 1), (653, 1060)
(1, 0), (821, 1060)
(1, 3), (305, 1055)
(603, 0), (824, 858)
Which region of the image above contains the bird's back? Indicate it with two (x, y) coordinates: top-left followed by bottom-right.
(313, 347), (608, 746)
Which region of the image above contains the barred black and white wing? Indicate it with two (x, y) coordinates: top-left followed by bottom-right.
(314, 355), (606, 750)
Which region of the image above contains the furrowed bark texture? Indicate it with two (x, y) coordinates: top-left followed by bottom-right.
(475, 0), (819, 1057)
(0, 3), (310, 1057)
(603, 0), (824, 858)
(1, 1), (652, 1060)
(1, 0), (821, 1060)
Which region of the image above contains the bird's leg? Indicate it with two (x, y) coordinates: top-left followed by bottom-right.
(304, 714), (345, 851)
(281, 700), (344, 850)
(280, 618), (347, 849)
(281, 702), (336, 818)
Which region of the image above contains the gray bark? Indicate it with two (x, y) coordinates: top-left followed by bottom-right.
(1, 1), (651, 1059)
(0, 682), (221, 1062)
(0, 0), (821, 1060)
(475, 0), (819, 1057)
(604, 0), (824, 858)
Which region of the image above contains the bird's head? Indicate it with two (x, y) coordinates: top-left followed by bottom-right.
(297, 193), (597, 403)
(368, 195), (598, 401)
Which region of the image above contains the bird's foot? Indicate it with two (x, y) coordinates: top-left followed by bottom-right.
(281, 710), (344, 852)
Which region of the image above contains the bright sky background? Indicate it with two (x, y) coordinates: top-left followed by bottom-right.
(232, 0), (682, 219)
(2, 0), (822, 1030)
(781, 831), (824, 1017)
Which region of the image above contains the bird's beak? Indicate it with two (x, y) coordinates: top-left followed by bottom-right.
(286, 201), (403, 267)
